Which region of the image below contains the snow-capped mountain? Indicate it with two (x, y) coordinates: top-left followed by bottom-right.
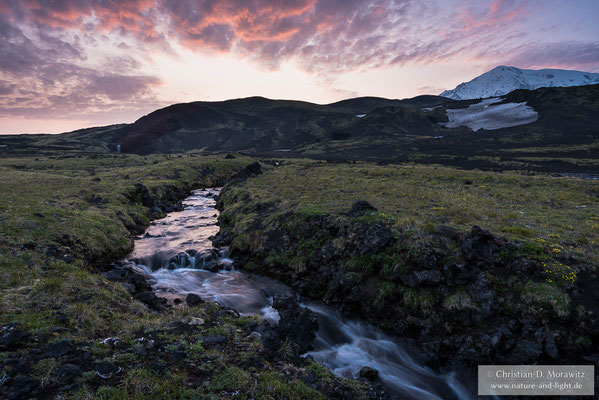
(440, 66), (599, 100)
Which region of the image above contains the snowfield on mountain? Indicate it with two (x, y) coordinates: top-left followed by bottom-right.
(441, 66), (599, 100)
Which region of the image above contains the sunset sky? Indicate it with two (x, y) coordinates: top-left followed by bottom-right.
(0, 0), (598, 134)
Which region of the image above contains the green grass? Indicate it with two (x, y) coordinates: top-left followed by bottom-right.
(443, 290), (478, 311)
(522, 281), (570, 317)
(0, 153), (376, 399)
(221, 159), (599, 264)
(0, 153), (252, 335)
(402, 288), (435, 315)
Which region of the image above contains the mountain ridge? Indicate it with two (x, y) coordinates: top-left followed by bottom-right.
(440, 66), (599, 100)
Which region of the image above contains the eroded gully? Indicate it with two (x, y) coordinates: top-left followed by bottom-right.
(124, 188), (475, 399)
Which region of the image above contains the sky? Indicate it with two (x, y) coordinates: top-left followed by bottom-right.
(0, 0), (598, 134)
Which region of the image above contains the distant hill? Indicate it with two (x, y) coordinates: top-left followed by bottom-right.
(117, 95), (453, 155)
(440, 66), (599, 100)
(1, 85), (598, 175)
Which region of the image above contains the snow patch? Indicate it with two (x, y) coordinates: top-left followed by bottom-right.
(356, 114), (367, 118)
(440, 66), (599, 100)
(440, 98), (538, 131)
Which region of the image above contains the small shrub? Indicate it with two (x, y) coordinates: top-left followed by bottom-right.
(402, 288), (435, 316)
(376, 281), (398, 304)
(209, 366), (250, 392)
(443, 290), (478, 311)
(522, 281), (569, 317)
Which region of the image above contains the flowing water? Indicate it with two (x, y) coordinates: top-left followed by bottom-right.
(125, 188), (475, 399)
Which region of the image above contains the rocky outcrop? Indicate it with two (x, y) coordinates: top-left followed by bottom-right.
(102, 263), (152, 294)
(273, 295), (319, 357)
(1, 304), (383, 400)
(101, 263), (168, 311)
(348, 200), (378, 217)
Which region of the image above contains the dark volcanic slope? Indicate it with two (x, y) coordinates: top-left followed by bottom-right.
(2, 85), (598, 174)
(117, 95), (455, 154)
(0, 124), (125, 157)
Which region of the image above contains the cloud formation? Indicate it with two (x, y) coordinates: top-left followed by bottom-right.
(504, 41), (599, 71)
(0, 0), (598, 130)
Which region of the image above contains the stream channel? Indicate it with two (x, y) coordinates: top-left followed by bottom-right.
(126, 188), (476, 399)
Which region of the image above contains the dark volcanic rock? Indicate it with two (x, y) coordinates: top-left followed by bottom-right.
(5, 376), (38, 400)
(350, 223), (392, 256)
(134, 291), (167, 310)
(467, 272), (495, 315)
(3, 358), (31, 375)
(349, 200), (378, 217)
(273, 295), (318, 356)
(231, 161), (263, 182)
(359, 366), (379, 381)
(127, 183), (154, 207)
(413, 270), (443, 285)
(211, 230), (232, 247)
(462, 225), (504, 266)
(55, 363), (83, 381)
(42, 340), (73, 358)
(510, 339), (543, 363)
(186, 293), (204, 307)
(95, 361), (120, 379)
(102, 266), (152, 294)
(0, 329), (29, 349)
(248, 324), (281, 355)
(149, 360), (167, 374)
(198, 335), (227, 345)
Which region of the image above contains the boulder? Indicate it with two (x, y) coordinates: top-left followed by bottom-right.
(186, 293), (204, 307)
(349, 201), (378, 217)
(462, 225), (504, 266)
(0, 328), (29, 350)
(273, 295), (318, 356)
(350, 223), (392, 256)
(134, 291), (167, 311)
(358, 366), (379, 381)
(55, 363), (83, 381)
(41, 340), (73, 358)
(102, 267), (152, 294)
(413, 270), (443, 285)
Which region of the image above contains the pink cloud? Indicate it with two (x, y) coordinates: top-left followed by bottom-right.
(1, 0), (598, 127)
(457, 0), (529, 32)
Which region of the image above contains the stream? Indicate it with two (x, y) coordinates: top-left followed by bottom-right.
(126, 188), (475, 399)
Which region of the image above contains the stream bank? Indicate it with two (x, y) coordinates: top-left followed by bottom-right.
(104, 188), (474, 399)
(214, 174), (599, 379)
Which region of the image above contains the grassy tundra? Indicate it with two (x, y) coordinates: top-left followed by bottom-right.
(1, 153), (598, 398)
(1, 154), (370, 399)
(218, 159), (599, 367)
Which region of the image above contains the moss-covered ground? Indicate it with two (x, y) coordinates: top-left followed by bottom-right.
(2, 153), (598, 397)
(217, 159), (599, 367)
(222, 159), (598, 262)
